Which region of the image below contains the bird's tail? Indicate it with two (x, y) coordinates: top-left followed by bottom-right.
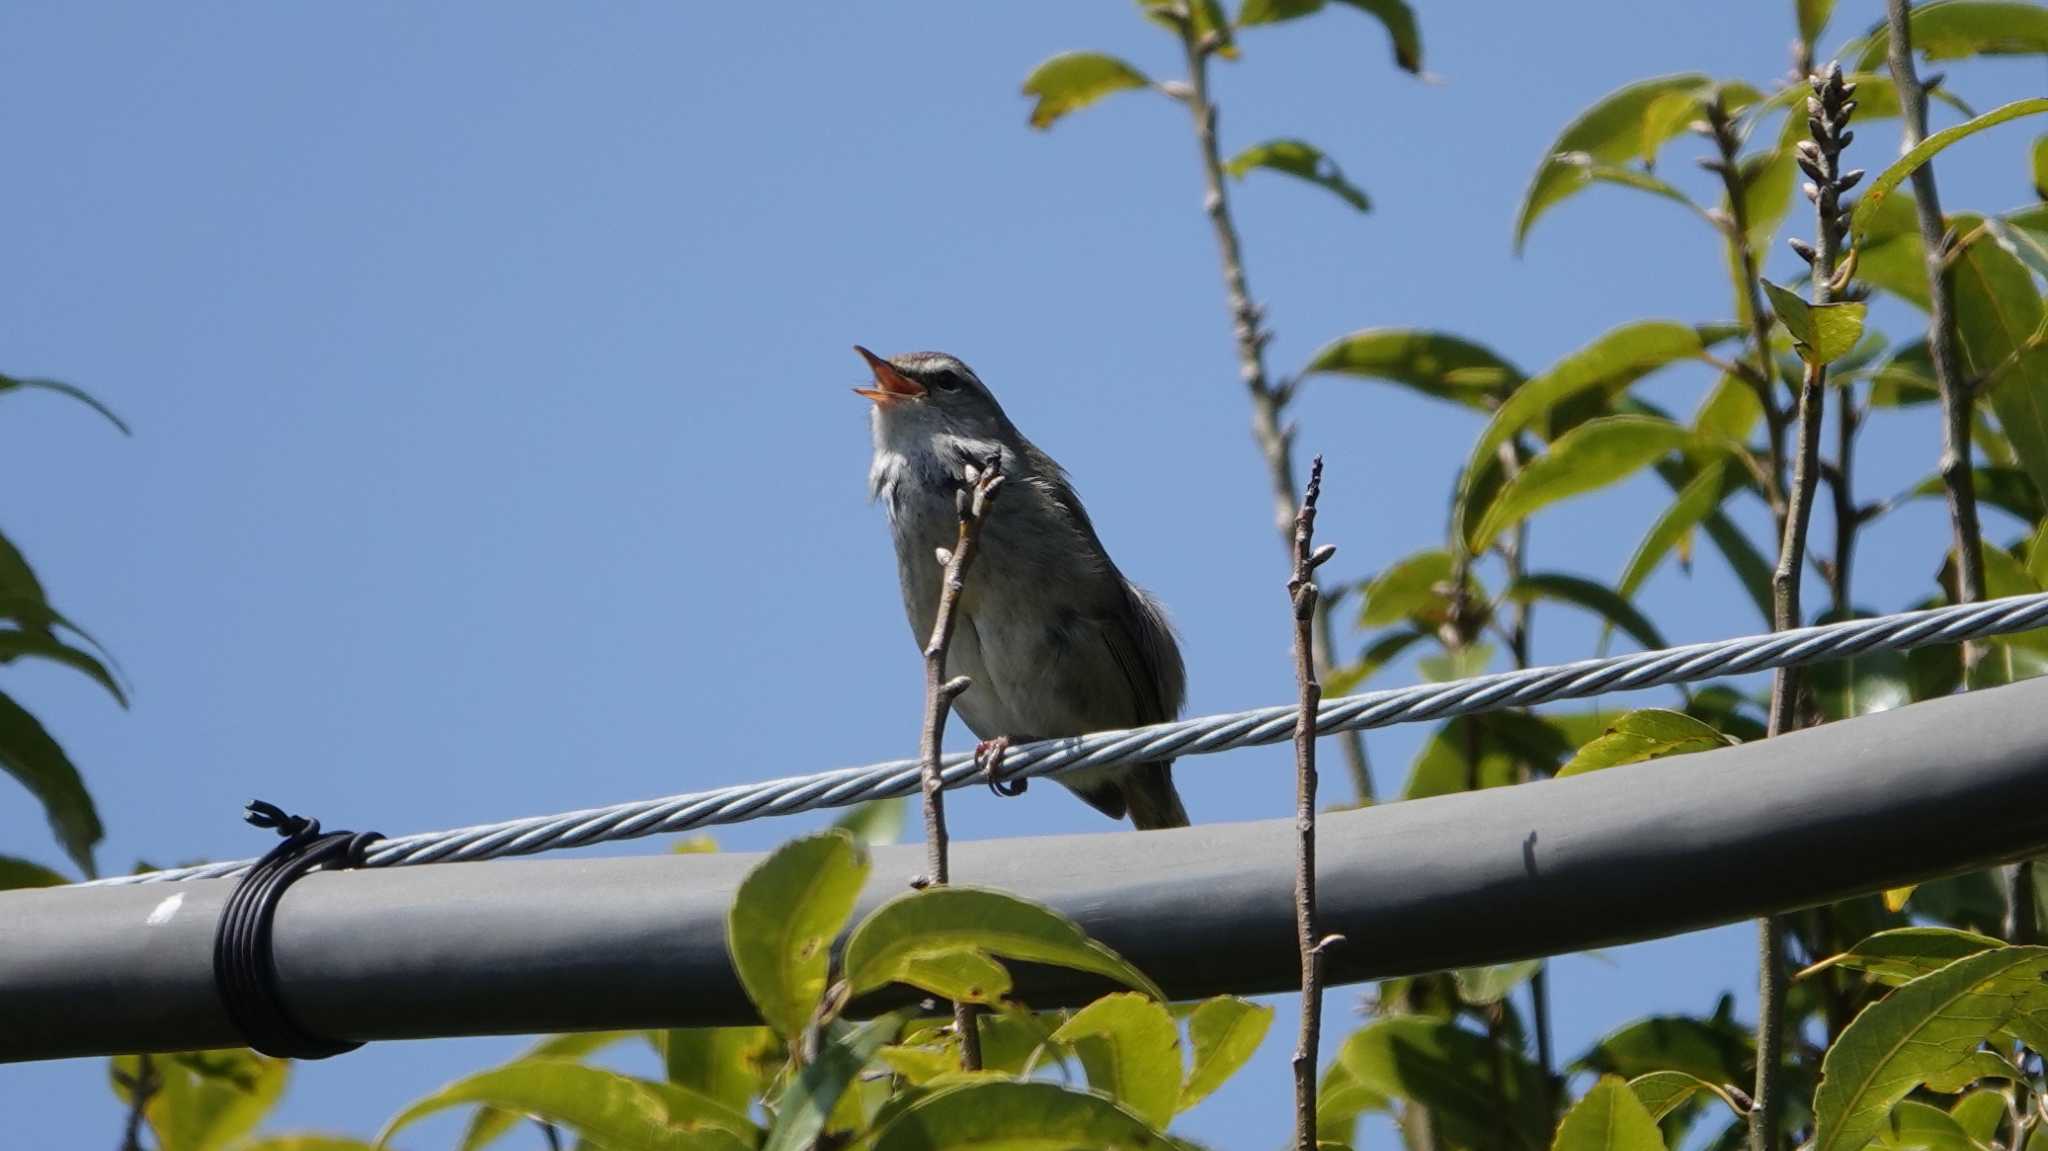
(1123, 760), (1189, 830)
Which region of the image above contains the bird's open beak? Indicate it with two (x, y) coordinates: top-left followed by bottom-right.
(853, 345), (925, 404)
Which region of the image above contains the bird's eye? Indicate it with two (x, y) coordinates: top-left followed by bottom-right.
(933, 371), (964, 393)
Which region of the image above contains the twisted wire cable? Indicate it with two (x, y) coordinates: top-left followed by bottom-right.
(90, 590), (2048, 887)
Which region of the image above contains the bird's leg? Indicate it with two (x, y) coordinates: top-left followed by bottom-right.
(975, 736), (1029, 797)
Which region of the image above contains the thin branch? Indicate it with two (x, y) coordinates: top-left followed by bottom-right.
(1705, 95), (1790, 522)
(1497, 449), (1558, 1117)
(1830, 398), (1860, 613)
(536, 1119), (565, 1151)
(1173, 21), (1375, 804)
(1885, 0), (2026, 942)
(1289, 455), (1340, 1151)
(1886, 0), (1989, 680)
(1755, 61), (1859, 1151)
(117, 1053), (157, 1151)
(919, 454), (1005, 1070)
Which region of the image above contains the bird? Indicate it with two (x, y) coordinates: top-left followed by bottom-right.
(854, 345), (1190, 830)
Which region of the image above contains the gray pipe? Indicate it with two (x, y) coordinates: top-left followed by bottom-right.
(7, 677), (2048, 1063)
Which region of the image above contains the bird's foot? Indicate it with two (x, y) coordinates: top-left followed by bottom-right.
(976, 737), (1028, 797)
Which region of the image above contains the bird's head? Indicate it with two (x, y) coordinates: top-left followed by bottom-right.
(853, 346), (1012, 441)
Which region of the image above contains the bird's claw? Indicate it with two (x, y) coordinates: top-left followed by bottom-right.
(977, 737), (1028, 797)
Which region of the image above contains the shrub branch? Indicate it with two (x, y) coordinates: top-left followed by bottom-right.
(919, 454), (1005, 1070)
(1289, 455), (1340, 1151)
(1171, 14), (1374, 805)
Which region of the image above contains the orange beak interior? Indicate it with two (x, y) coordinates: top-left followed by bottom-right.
(853, 345), (925, 403)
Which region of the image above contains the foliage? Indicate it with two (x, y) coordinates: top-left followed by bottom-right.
(70, 3), (2048, 1151)
(2, 375), (125, 883)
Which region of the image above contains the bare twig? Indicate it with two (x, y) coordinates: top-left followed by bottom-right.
(1885, 0), (2023, 941)
(1496, 451), (1558, 1117)
(1886, 0), (1989, 680)
(1172, 17), (1374, 805)
(117, 1053), (157, 1151)
(919, 455), (1005, 1070)
(1705, 95), (1789, 520)
(1830, 396), (1861, 613)
(1755, 62), (1859, 1151)
(1289, 455), (1339, 1151)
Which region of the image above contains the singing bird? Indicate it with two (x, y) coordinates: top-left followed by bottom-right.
(856, 346), (1190, 829)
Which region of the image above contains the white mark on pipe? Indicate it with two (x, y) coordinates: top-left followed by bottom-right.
(145, 892), (184, 926)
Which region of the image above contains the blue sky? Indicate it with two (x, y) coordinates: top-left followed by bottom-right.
(3, 1), (2044, 1146)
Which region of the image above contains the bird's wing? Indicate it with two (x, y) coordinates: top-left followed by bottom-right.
(1091, 581), (1187, 725)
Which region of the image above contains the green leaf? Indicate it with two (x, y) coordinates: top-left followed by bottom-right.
(1049, 993), (1181, 1128)
(1225, 139), (1370, 212)
(112, 1050), (290, 1151)
(1237, 0), (1423, 74)
(459, 1032), (643, 1151)
(1318, 1058), (1391, 1146)
(1020, 53), (1151, 131)
(378, 1059), (751, 1151)
(1553, 1076), (1668, 1151)
(1469, 415), (1696, 553)
(1405, 713), (1576, 798)
(1452, 960), (1541, 1005)
(1853, 99), (2048, 241)
(1335, 1016), (1549, 1151)
(764, 1014), (904, 1151)
(1617, 463), (1740, 599)
(1514, 74), (1712, 251)
(1951, 1088), (2009, 1143)
(1803, 927), (2006, 986)
(1812, 946), (2048, 1151)
(1360, 549), (1457, 627)
(1575, 1012), (1751, 1085)
(871, 1080), (1171, 1150)
(1140, 0), (1236, 57)
(1504, 572), (1668, 652)
(1910, 467), (2045, 522)
(0, 528), (46, 604)
(1417, 643), (1493, 683)
(0, 854), (66, 889)
(1798, 0), (1837, 48)
(2034, 134), (2048, 199)
(1692, 372), (1765, 443)
(1459, 321), (1728, 535)
(845, 886), (1163, 1001)
(239, 1130), (385, 1138)
(1871, 340), (1937, 405)
(1762, 279), (1868, 365)
(832, 798), (906, 846)
(1557, 709), (1736, 777)
(1851, 1), (2048, 71)
(1735, 148), (1801, 263)
(727, 831), (870, 1039)
(0, 372), (130, 434)
(1856, 187), (1933, 311)
(1303, 329), (1521, 410)
(1685, 685), (1768, 743)
(0, 628), (128, 706)
(896, 949), (1014, 1004)
(661, 1027), (779, 1113)
(1951, 221), (2048, 506)
(1179, 996), (1272, 1112)
(1986, 214), (2048, 280)
(1876, 1100), (1984, 1151)
(1626, 1071), (1742, 1123)
(0, 689), (102, 877)
(1546, 154), (1708, 224)
(1326, 628), (1430, 695)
